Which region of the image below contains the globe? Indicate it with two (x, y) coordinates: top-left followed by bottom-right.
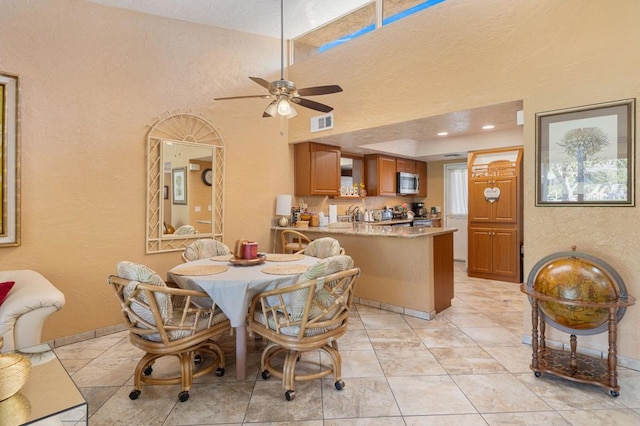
(527, 249), (629, 335)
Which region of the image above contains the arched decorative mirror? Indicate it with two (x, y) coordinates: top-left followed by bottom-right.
(146, 113), (224, 253)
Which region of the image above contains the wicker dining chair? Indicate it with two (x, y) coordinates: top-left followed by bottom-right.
(280, 229), (312, 253)
(107, 261), (230, 402)
(174, 225), (196, 235)
(182, 239), (231, 262)
(247, 255), (360, 401)
(295, 237), (345, 258)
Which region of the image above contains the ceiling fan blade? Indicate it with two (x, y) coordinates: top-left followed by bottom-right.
(214, 94), (272, 100)
(249, 77), (272, 90)
(297, 85), (343, 97)
(292, 97), (334, 113)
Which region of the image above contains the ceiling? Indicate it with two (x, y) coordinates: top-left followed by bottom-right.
(87, 0), (372, 39)
(87, 1), (524, 162)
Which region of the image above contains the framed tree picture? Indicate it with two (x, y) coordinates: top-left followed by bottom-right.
(536, 99), (635, 206)
(0, 72), (19, 247)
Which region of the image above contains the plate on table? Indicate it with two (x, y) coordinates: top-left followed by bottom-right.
(229, 256), (265, 266)
(265, 253), (304, 262)
(210, 254), (233, 262)
(262, 264), (310, 275)
(170, 264), (229, 276)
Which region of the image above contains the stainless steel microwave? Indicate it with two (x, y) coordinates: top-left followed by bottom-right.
(396, 172), (420, 195)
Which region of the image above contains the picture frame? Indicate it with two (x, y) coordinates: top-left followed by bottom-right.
(172, 167), (187, 205)
(536, 99), (635, 206)
(0, 72), (20, 247)
(163, 185), (169, 200)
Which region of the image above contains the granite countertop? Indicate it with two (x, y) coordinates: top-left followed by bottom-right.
(273, 223), (457, 239)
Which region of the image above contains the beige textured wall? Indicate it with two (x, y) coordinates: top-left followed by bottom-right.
(2, 0), (639, 363)
(0, 0), (294, 341)
(289, 0), (640, 362)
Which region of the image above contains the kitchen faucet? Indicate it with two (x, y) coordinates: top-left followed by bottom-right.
(346, 205), (360, 222)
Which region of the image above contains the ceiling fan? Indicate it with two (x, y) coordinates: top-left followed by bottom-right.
(214, 0), (343, 119)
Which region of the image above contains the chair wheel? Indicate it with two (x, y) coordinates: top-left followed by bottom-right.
(143, 366), (153, 376)
(335, 380), (345, 391)
(178, 391), (189, 402)
(285, 390), (295, 401)
(261, 370), (271, 380)
(129, 390), (141, 400)
(194, 354), (202, 364)
(610, 390), (620, 397)
(215, 367), (225, 377)
(534, 372), (541, 377)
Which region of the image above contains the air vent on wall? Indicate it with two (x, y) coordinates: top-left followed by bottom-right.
(311, 112), (334, 132)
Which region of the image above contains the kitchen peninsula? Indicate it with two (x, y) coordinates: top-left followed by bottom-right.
(274, 224), (457, 319)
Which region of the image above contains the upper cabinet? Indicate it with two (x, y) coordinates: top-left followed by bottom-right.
(365, 155), (427, 197)
(294, 142), (341, 196)
(416, 160), (427, 197)
(365, 154), (397, 196)
(396, 158), (416, 174)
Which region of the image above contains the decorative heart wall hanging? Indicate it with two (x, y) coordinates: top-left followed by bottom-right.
(484, 187), (501, 203)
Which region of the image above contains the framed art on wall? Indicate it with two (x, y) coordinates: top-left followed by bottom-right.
(536, 99), (635, 206)
(172, 167), (187, 205)
(0, 72), (20, 247)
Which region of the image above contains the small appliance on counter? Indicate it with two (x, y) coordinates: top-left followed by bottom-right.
(412, 202), (428, 218)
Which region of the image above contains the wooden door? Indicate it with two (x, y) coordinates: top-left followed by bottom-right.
(310, 143), (340, 195)
(396, 158), (416, 173)
(492, 177), (517, 223)
(468, 179), (492, 222)
(416, 161), (427, 197)
(492, 227), (518, 279)
(379, 155), (397, 196)
(467, 226), (493, 275)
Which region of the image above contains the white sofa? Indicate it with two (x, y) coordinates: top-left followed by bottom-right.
(0, 270), (65, 353)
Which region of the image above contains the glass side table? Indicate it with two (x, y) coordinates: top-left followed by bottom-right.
(0, 343), (87, 425)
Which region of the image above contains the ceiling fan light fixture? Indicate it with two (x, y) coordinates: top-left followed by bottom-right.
(264, 101), (277, 117)
(277, 97), (292, 115)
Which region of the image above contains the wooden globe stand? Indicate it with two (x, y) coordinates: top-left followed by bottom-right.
(521, 285), (636, 396)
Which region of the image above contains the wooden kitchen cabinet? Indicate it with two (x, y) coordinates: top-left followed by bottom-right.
(468, 176), (517, 223)
(294, 142), (341, 196)
(468, 225), (519, 282)
(416, 160), (427, 197)
(396, 158), (416, 173)
(467, 147), (523, 283)
(365, 154), (397, 196)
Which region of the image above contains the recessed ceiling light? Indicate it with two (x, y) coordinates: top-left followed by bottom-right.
(482, 125), (495, 130)
(437, 131), (448, 136)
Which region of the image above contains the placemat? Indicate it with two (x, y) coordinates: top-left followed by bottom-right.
(170, 264), (229, 276)
(210, 254), (234, 262)
(265, 253), (305, 262)
(261, 264), (310, 275)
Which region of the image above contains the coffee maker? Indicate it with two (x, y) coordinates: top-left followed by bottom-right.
(412, 202), (427, 218)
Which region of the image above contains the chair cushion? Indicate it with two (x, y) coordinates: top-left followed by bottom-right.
(289, 255), (354, 321)
(0, 282), (15, 306)
(116, 262), (172, 328)
(303, 237), (341, 259)
(184, 239), (230, 261)
(145, 309), (228, 342)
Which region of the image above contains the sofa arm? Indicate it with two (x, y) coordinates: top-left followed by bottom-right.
(0, 270), (65, 352)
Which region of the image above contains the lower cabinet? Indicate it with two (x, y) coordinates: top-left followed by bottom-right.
(468, 226), (520, 283)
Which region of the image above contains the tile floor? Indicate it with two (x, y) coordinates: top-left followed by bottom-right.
(55, 262), (640, 425)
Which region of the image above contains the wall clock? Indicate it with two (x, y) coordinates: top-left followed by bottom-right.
(201, 168), (213, 186)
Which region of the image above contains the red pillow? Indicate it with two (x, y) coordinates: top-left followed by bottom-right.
(0, 281), (15, 305)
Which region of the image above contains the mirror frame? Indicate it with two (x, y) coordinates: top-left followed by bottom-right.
(0, 72), (20, 247)
(146, 113), (224, 253)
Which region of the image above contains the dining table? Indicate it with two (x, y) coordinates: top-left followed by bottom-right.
(167, 253), (319, 380)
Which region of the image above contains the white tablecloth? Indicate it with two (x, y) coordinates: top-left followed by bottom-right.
(168, 255), (318, 327)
